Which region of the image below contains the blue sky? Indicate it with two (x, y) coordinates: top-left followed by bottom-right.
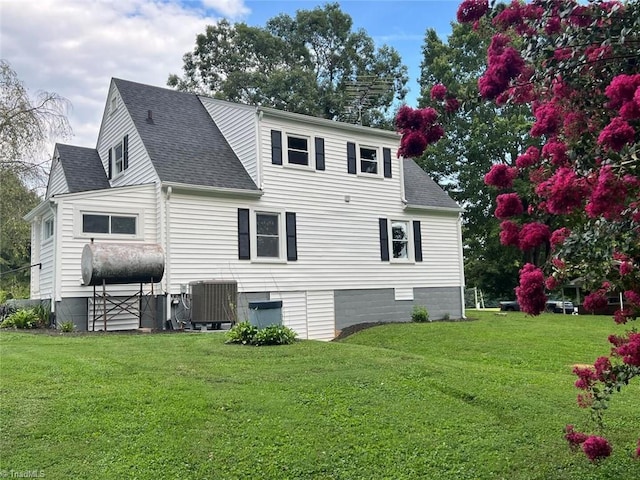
(1, 0), (460, 151)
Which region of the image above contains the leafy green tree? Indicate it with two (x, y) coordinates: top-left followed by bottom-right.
(168, 3), (408, 128)
(416, 23), (532, 301)
(0, 169), (39, 298)
(0, 60), (71, 298)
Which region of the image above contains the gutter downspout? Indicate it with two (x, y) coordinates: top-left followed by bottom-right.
(47, 199), (58, 316)
(457, 213), (467, 319)
(165, 186), (172, 329)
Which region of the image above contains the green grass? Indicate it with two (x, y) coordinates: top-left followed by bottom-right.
(1, 311), (638, 479)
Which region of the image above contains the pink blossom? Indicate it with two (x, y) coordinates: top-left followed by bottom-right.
(573, 366), (597, 390)
(424, 124), (445, 144)
(493, 1), (524, 30)
(583, 292), (608, 313)
(531, 102), (562, 137)
(430, 84), (447, 101)
(545, 276), (559, 290)
(536, 167), (588, 215)
(542, 140), (569, 166)
(515, 146), (540, 169)
(456, 0), (489, 24)
(613, 308), (632, 325)
(564, 425), (588, 451)
(499, 220), (520, 247)
(614, 332), (640, 366)
(398, 131), (427, 158)
(636, 439), (640, 459)
(484, 163), (517, 189)
(445, 98), (460, 113)
(582, 436), (612, 462)
(593, 356), (613, 382)
(568, 5), (592, 27)
(516, 263), (547, 314)
(495, 193), (524, 219)
(624, 289), (640, 307)
(597, 117), (635, 151)
(545, 17), (561, 34)
(585, 165), (628, 220)
(619, 262), (634, 276)
(605, 74), (640, 109)
(479, 35), (525, 100)
(563, 112), (588, 139)
(550, 227), (571, 249)
(518, 222), (550, 251)
(585, 44), (612, 63)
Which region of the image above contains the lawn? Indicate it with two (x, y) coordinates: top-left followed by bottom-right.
(1, 311), (638, 479)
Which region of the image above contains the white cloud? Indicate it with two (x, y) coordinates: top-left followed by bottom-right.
(0, 0), (249, 150)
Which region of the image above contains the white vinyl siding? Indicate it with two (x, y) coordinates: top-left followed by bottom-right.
(46, 156), (69, 198)
(96, 82), (159, 187)
(164, 116), (462, 294)
(54, 184), (158, 299)
(199, 97), (258, 183)
(306, 290), (335, 341)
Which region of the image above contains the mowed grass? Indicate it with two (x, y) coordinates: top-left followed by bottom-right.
(1, 311), (639, 480)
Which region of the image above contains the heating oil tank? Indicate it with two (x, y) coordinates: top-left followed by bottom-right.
(81, 243), (165, 286)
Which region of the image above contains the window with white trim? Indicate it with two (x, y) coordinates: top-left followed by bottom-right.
(110, 94), (118, 114)
(43, 218), (54, 240)
(359, 145), (379, 174)
(255, 212), (280, 258)
(286, 134), (310, 166)
(82, 213), (136, 235)
(391, 221), (409, 259)
(113, 141), (124, 176)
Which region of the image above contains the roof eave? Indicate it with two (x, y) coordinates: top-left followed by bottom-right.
(162, 182), (263, 198)
(403, 203), (463, 214)
(258, 106), (400, 140)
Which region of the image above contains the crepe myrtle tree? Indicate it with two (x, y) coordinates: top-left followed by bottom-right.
(396, 0), (639, 461)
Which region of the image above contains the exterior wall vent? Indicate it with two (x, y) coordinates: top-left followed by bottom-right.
(190, 280), (237, 327)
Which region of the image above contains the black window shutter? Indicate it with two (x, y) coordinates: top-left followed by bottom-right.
(108, 149), (112, 179)
(379, 218), (389, 261)
(271, 130), (282, 165)
(347, 142), (356, 174)
(123, 135), (129, 170)
(286, 212), (297, 261)
(238, 208), (250, 260)
(315, 137), (325, 171)
(413, 220), (423, 262)
(383, 147), (392, 178)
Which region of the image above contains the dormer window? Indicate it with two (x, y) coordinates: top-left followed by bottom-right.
(108, 134), (129, 179)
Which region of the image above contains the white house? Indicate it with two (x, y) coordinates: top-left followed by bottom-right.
(25, 78), (465, 340)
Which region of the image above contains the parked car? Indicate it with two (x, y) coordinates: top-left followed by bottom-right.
(499, 300), (574, 314)
(499, 300), (520, 311)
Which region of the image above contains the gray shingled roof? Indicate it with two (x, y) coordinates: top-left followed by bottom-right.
(113, 79), (258, 191)
(55, 143), (110, 193)
(403, 158), (460, 210)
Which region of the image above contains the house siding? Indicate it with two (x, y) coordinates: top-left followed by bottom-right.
(55, 184), (159, 299)
(47, 157), (69, 198)
(96, 83), (158, 187)
(199, 97), (259, 184)
(163, 114), (463, 339)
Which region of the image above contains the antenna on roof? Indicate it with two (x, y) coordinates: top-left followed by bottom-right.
(343, 75), (395, 126)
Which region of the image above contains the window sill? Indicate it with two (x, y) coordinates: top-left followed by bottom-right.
(251, 257), (288, 264)
(357, 172), (384, 179)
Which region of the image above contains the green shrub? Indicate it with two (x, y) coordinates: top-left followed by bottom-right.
(59, 321), (75, 333)
(411, 305), (429, 323)
(253, 324), (297, 346)
(225, 321), (258, 345)
(32, 303), (51, 328)
(1, 308), (39, 329)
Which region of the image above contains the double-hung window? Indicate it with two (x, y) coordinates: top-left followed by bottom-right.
(391, 221), (409, 259)
(256, 212), (280, 258)
(287, 135), (309, 166)
(108, 134), (129, 179)
(359, 146), (379, 174)
(238, 209), (298, 262)
(379, 218), (423, 263)
(347, 143), (392, 177)
(43, 218), (54, 241)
